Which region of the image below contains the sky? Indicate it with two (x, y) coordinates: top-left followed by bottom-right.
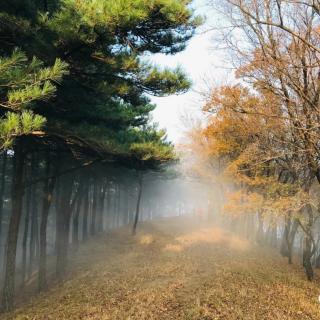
(148, 0), (233, 143)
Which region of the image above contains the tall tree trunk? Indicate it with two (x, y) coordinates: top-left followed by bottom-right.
(72, 184), (83, 250)
(56, 174), (74, 281)
(1, 140), (25, 312)
(105, 185), (111, 230)
(303, 233), (314, 281)
(271, 221), (278, 248)
(302, 206), (315, 281)
(82, 184), (89, 242)
(132, 172), (143, 236)
(280, 217), (290, 258)
(28, 156), (39, 278)
(0, 151), (7, 244)
(314, 249), (320, 268)
(21, 183), (31, 287)
(54, 176), (61, 253)
(124, 186), (129, 225)
(114, 183), (120, 228)
(97, 180), (106, 233)
(90, 180), (98, 236)
(28, 185), (39, 278)
(256, 211), (264, 244)
(287, 219), (299, 264)
(117, 185), (121, 226)
(112, 185), (117, 228)
(38, 156), (56, 292)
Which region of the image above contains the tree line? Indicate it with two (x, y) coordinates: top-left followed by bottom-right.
(186, 0), (320, 281)
(0, 151), (191, 312)
(0, 0), (200, 312)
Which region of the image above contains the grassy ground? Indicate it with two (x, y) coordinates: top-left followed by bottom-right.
(3, 216), (320, 320)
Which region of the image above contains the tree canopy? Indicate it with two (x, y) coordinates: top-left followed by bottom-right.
(0, 0), (200, 162)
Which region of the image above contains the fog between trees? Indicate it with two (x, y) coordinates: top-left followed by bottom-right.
(0, 153), (214, 311)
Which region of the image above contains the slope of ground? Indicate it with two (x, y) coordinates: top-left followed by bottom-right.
(3, 216), (320, 320)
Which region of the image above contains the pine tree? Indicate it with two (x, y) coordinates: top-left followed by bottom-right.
(0, 0), (200, 156)
(0, 1), (201, 311)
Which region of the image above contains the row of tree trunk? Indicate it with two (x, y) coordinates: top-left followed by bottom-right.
(226, 208), (319, 281)
(0, 144), (149, 312)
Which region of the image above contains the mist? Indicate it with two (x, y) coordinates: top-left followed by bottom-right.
(0, 143), (319, 319)
(0, 151), (220, 297)
(2, 0), (320, 318)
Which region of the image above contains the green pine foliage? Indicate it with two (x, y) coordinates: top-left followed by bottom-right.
(0, 0), (201, 166)
(0, 111), (46, 149)
(0, 49), (68, 148)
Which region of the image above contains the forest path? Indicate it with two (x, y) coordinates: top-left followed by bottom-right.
(4, 216), (320, 320)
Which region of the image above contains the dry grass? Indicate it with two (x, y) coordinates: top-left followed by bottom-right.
(3, 216), (320, 320)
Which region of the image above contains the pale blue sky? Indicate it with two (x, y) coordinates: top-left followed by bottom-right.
(149, 0), (232, 143)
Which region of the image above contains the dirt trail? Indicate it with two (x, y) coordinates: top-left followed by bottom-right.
(4, 216), (320, 320)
